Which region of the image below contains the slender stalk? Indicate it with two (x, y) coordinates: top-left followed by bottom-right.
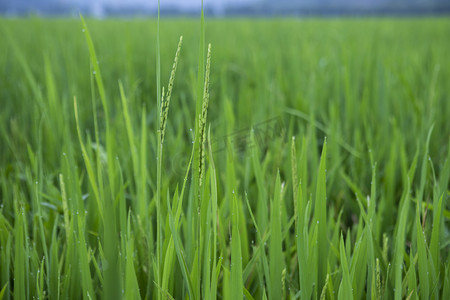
(156, 1), (162, 299)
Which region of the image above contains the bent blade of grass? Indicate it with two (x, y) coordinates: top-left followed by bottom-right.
(80, 15), (108, 120)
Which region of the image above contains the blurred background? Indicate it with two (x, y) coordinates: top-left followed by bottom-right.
(1, 0), (450, 17)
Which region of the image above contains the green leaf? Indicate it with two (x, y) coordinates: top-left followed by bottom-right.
(338, 235), (353, 300)
(231, 193), (243, 300)
(314, 139), (328, 293)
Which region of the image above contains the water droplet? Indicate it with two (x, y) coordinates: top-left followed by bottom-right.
(93, 71), (96, 75)
(82, 29), (85, 32)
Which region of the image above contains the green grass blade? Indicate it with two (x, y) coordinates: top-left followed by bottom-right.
(80, 15), (108, 120)
(269, 172), (284, 300)
(338, 234), (353, 300)
(167, 197), (196, 300)
(314, 138), (328, 292)
(394, 191), (410, 300)
(231, 192), (243, 300)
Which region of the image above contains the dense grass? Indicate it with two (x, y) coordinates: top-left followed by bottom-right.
(0, 16), (449, 299)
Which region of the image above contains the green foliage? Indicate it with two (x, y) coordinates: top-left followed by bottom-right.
(0, 16), (449, 299)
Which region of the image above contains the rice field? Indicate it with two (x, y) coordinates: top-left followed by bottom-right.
(0, 14), (449, 299)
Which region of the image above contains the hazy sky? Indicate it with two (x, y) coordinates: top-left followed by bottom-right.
(68, 0), (261, 12)
(71, 0), (258, 6)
